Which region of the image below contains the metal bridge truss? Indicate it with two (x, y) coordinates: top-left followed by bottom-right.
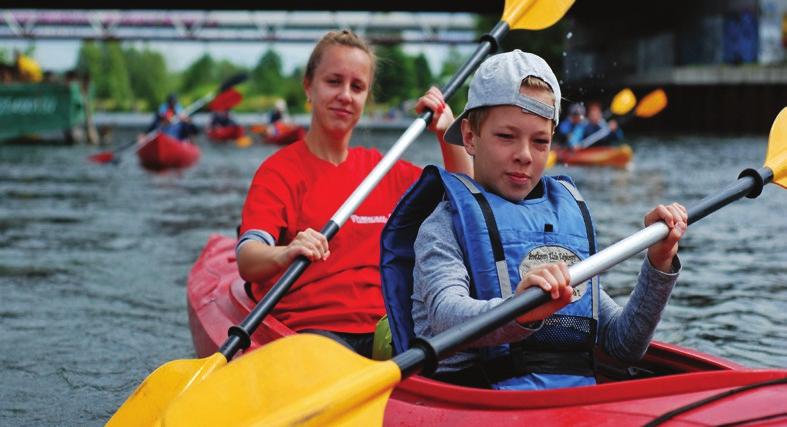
(1, 9), (479, 45)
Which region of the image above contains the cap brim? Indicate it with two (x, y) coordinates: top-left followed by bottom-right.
(443, 109), (470, 146)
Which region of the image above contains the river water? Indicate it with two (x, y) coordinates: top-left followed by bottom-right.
(1, 129), (786, 425)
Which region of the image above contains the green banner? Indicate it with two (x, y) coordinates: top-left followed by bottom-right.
(0, 82), (87, 141)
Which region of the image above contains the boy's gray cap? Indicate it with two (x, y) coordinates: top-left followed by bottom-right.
(444, 49), (561, 146)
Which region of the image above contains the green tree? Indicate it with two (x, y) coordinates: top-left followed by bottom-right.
(75, 41), (103, 90)
(103, 42), (133, 110)
(213, 59), (247, 83)
(180, 53), (215, 94)
(251, 49), (284, 95)
(412, 53), (433, 95)
(125, 46), (170, 110)
(439, 46), (469, 114)
(282, 66), (307, 113)
(375, 44), (416, 105)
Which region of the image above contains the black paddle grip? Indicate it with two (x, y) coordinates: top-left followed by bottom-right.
(394, 286), (552, 376)
(687, 167), (773, 226)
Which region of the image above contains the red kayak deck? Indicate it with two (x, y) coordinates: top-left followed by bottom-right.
(207, 125), (244, 142)
(136, 132), (200, 171)
(555, 144), (633, 168)
(187, 234), (787, 426)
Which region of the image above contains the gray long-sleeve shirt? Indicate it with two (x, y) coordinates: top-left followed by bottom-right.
(413, 201), (680, 373)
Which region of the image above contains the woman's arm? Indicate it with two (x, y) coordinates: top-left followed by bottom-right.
(415, 87), (473, 176)
(236, 228), (329, 283)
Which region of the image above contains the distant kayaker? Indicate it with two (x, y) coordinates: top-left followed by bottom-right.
(571, 100), (623, 148)
(235, 30), (472, 358)
(263, 98), (293, 140)
(148, 93), (198, 141)
(554, 102), (585, 148)
(209, 109), (238, 129)
(381, 50), (687, 390)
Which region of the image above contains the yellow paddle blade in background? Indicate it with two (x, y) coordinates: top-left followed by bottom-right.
(545, 149), (558, 169)
(504, 0), (575, 30)
(236, 135), (253, 148)
(160, 334), (401, 427)
(765, 107), (787, 189)
(106, 353), (227, 426)
(634, 89), (668, 118)
(610, 88), (637, 116)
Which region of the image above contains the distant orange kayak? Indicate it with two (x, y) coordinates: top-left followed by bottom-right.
(554, 144), (633, 168)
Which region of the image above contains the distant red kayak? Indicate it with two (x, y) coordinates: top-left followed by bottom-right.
(136, 132), (200, 171)
(261, 122), (306, 146)
(207, 125), (244, 142)
(555, 144), (633, 168)
(187, 234), (787, 426)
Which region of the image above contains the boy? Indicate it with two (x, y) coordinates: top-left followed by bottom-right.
(380, 50), (687, 390)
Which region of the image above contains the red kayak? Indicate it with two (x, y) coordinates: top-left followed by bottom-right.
(260, 122), (306, 146)
(207, 125), (244, 142)
(188, 234), (787, 426)
(554, 144), (633, 169)
(136, 132), (200, 171)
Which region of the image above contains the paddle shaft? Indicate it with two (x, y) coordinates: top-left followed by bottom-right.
(393, 166), (773, 377)
(220, 21), (512, 360)
(579, 111), (635, 149)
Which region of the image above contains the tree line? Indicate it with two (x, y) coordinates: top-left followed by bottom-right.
(72, 18), (567, 115)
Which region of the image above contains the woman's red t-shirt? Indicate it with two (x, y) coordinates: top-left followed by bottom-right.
(240, 140), (422, 333)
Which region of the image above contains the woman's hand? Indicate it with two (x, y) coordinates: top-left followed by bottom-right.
(276, 228), (330, 267)
(415, 86), (454, 135)
(645, 202), (688, 272)
(514, 262), (573, 325)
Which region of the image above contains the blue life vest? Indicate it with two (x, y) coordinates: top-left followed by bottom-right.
(381, 165), (599, 390)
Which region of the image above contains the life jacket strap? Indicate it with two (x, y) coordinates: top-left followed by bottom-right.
(452, 174), (512, 299)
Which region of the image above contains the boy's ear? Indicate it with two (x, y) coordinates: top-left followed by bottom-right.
(460, 119), (476, 156)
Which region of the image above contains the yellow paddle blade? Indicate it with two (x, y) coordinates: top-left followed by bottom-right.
(236, 135), (253, 148)
(610, 88), (637, 116)
(765, 107), (787, 189)
(545, 149), (557, 169)
(504, 0), (575, 30)
(160, 334), (401, 427)
(107, 352), (227, 426)
(634, 89), (668, 118)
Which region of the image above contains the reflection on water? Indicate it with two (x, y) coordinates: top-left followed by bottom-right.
(1, 132), (785, 425)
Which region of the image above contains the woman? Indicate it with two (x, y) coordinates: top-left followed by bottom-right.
(235, 30), (470, 357)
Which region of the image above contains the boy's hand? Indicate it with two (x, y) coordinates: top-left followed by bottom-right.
(645, 202), (687, 272)
(415, 86), (454, 135)
(514, 262), (573, 325)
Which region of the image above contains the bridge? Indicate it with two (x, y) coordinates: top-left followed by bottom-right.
(0, 9), (478, 45)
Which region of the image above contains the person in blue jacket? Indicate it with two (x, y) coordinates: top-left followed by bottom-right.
(380, 50), (687, 391)
(571, 100), (623, 148)
(555, 102), (585, 148)
(148, 93), (198, 140)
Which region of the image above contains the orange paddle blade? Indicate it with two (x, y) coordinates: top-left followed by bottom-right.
(634, 89), (668, 118)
